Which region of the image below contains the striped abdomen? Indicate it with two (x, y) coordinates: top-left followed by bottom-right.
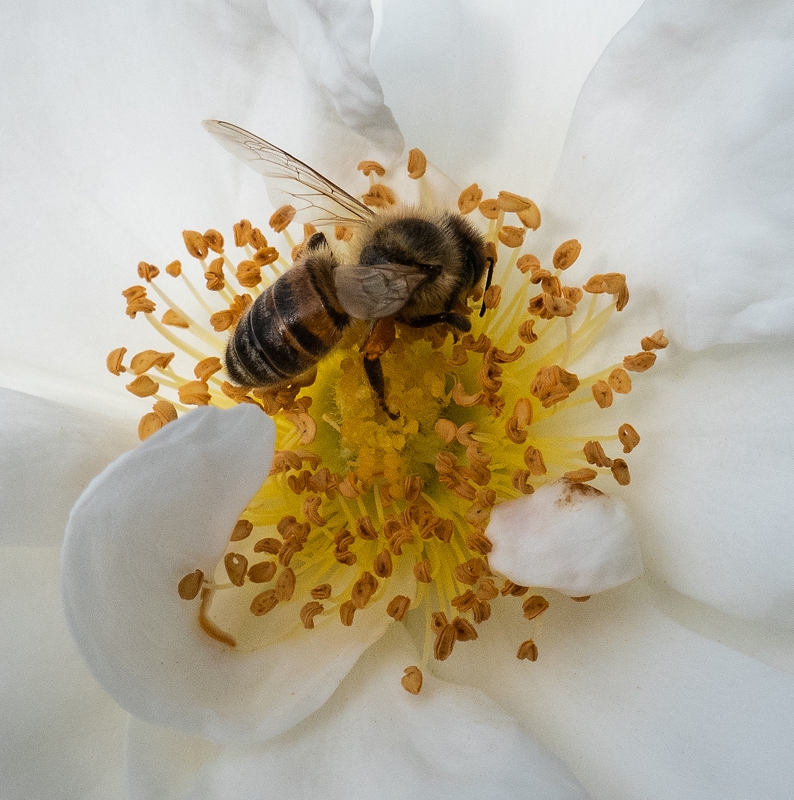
(225, 253), (350, 386)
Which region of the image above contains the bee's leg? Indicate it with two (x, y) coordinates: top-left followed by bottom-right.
(360, 318), (399, 419)
(362, 357), (399, 420)
(402, 312), (472, 332)
(479, 253), (495, 318)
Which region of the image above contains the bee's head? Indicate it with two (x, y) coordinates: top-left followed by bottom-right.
(358, 210), (486, 292)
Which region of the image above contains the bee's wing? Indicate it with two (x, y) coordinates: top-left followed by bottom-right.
(334, 263), (427, 320)
(203, 120), (374, 228)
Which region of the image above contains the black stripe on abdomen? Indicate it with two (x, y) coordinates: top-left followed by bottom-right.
(229, 265), (347, 386)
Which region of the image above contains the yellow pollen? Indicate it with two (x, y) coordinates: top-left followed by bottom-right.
(115, 156), (664, 681)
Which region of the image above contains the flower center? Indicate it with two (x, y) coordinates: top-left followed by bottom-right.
(109, 152), (666, 692)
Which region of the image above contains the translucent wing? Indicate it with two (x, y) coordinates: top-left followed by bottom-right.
(203, 120), (374, 228)
(334, 263), (427, 320)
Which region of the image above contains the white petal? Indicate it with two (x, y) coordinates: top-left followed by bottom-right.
(437, 582), (794, 800)
(265, 0), (403, 161)
(125, 626), (590, 800)
(0, 388), (137, 546)
(541, 0), (794, 348)
(371, 0), (643, 198)
(0, 547), (127, 800)
(621, 342), (794, 628)
(62, 405), (396, 743)
(124, 720), (220, 800)
(489, 479), (642, 596)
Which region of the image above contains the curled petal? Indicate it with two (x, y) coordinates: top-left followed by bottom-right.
(63, 405), (397, 743)
(488, 478), (642, 595)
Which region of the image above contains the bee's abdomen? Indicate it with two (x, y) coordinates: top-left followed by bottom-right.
(226, 257), (349, 387)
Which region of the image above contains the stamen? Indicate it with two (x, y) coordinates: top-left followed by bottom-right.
(516, 639), (539, 661)
(458, 184), (482, 215)
(357, 161), (386, 178)
(401, 665), (423, 694)
(522, 595), (549, 620)
(114, 158), (663, 680)
(106, 347), (127, 375)
(618, 424), (640, 453)
(177, 570), (204, 600)
(407, 148), (427, 179)
(269, 206), (296, 233)
(552, 239), (582, 271)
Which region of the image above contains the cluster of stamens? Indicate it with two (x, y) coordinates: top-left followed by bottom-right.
(109, 149), (666, 693)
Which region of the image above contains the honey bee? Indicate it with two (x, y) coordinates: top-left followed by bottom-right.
(203, 120), (491, 418)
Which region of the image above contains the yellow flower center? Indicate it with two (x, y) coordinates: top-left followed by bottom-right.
(109, 153), (666, 693)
